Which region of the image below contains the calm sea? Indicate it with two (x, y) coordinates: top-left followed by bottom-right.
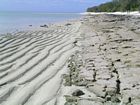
(0, 11), (81, 34)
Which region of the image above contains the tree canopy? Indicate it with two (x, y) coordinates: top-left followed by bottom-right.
(87, 0), (140, 12)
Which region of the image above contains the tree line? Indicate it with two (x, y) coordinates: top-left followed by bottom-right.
(87, 0), (140, 12)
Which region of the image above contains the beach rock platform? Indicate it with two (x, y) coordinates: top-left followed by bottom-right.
(63, 14), (140, 105)
(0, 14), (140, 105)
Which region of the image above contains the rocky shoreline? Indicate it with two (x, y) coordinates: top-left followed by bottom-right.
(62, 14), (140, 105)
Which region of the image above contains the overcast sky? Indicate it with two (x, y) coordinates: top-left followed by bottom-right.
(0, 0), (111, 12)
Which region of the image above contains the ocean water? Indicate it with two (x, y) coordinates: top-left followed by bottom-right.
(0, 11), (81, 34)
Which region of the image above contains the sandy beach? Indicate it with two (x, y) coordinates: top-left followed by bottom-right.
(0, 14), (140, 105)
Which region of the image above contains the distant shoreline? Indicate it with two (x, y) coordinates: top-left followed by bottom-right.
(1, 11), (140, 35)
(81, 11), (140, 16)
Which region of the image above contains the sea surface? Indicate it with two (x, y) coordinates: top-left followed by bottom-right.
(0, 11), (81, 34)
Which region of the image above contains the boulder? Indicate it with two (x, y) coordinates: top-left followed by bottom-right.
(72, 89), (85, 97)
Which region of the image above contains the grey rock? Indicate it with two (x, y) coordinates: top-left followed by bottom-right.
(105, 95), (111, 101)
(86, 83), (106, 98)
(65, 95), (78, 102)
(65, 23), (72, 26)
(40, 24), (48, 28)
(72, 89), (85, 97)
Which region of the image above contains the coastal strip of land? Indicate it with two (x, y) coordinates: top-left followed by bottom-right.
(0, 14), (140, 105)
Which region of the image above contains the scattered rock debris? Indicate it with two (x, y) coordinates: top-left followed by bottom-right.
(63, 14), (140, 105)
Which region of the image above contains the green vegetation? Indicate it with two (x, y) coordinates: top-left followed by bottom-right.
(87, 0), (140, 12)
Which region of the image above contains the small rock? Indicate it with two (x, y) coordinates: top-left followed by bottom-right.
(106, 95), (111, 101)
(111, 96), (121, 103)
(72, 89), (85, 97)
(65, 23), (72, 26)
(40, 24), (48, 28)
(65, 96), (78, 102)
(76, 80), (87, 86)
(115, 59), (121, 62)
(106, 87), (116, 96)
(86, 83), (106, 98)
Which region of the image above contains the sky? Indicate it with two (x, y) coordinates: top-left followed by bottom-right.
(0, 0), (111, 12)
